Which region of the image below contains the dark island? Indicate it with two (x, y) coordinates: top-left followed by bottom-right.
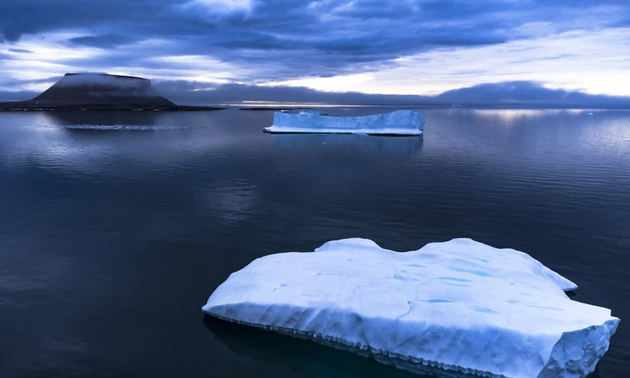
(0, 73), (224, 111)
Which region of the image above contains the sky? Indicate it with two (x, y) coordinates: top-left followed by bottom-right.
(1, 0), (629, 105)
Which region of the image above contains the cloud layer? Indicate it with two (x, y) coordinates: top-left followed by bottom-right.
(159, 80), (630, 107)
(2, 78), (629, 108)
(1, 1), (630, 100)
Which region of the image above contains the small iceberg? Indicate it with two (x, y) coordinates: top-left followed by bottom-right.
(264, 110), (424, 136)
(203, 238), (620, 378)
(586, 112), (594, 117)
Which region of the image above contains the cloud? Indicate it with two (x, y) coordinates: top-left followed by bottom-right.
(434, 81), (630, 107)
(184, 0), (253, 14)
(0, 1), (630, 97)
(2, 76), (629, 108)
(267, 26), (630, 97)
(0, 89), (38, 102)
(0, 75), (63, 92)
(0, 0), (175, 42)
(68, 33), (138, 48)
(150, 79), (630, 108)
(8, 48), (31, 53)
(153, 80), (384, 104)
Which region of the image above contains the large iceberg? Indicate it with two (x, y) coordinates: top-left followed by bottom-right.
(202, 238), (620, 378)
(263, 110), (424, 135)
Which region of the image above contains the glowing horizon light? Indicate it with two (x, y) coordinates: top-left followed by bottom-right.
(256, 28), (630, 97)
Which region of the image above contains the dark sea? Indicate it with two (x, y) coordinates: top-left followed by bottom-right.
(0, 107), (628, 378)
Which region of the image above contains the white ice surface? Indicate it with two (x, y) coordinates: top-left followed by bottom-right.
(264, 110), (424, 135)
(203, 238), (620, 378)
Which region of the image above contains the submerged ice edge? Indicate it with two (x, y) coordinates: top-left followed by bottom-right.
(204, 302), (619, 378)
(263, 126), (423, 135)
(205, 312), (502, 378)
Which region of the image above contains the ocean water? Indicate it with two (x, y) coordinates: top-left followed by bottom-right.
(0, 108), (628, 378)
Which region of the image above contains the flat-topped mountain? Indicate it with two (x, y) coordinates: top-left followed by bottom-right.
(0, 73), (221, 111)
(33, 73), (175, 107)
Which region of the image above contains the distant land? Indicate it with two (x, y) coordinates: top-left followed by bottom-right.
(0, 73), (224, 111)
(2, 76), (630, 110)
(151, 81), (630, 109)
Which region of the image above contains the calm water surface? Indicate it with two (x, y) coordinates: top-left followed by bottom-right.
(0, 108), (628, 377)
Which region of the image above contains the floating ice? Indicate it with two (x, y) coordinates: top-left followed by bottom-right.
(202, 238), (620, 378)
(264, 110), (424, 135)
(63, 125), (189, 131)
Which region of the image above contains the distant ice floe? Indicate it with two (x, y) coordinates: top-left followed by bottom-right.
(203, 238), (620, 378)
(264, 110), (424, 136)
(63, 125), (190, 131)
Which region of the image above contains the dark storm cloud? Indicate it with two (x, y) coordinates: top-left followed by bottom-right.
(69, 34), (138, 48)
(0, 0), (177, 42)
(1, 0), (627, 81)
(150, 79), (630, 108)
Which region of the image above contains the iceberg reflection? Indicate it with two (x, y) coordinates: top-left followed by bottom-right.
(271, 133), (423, 157)
(41, 110), (160, 127)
